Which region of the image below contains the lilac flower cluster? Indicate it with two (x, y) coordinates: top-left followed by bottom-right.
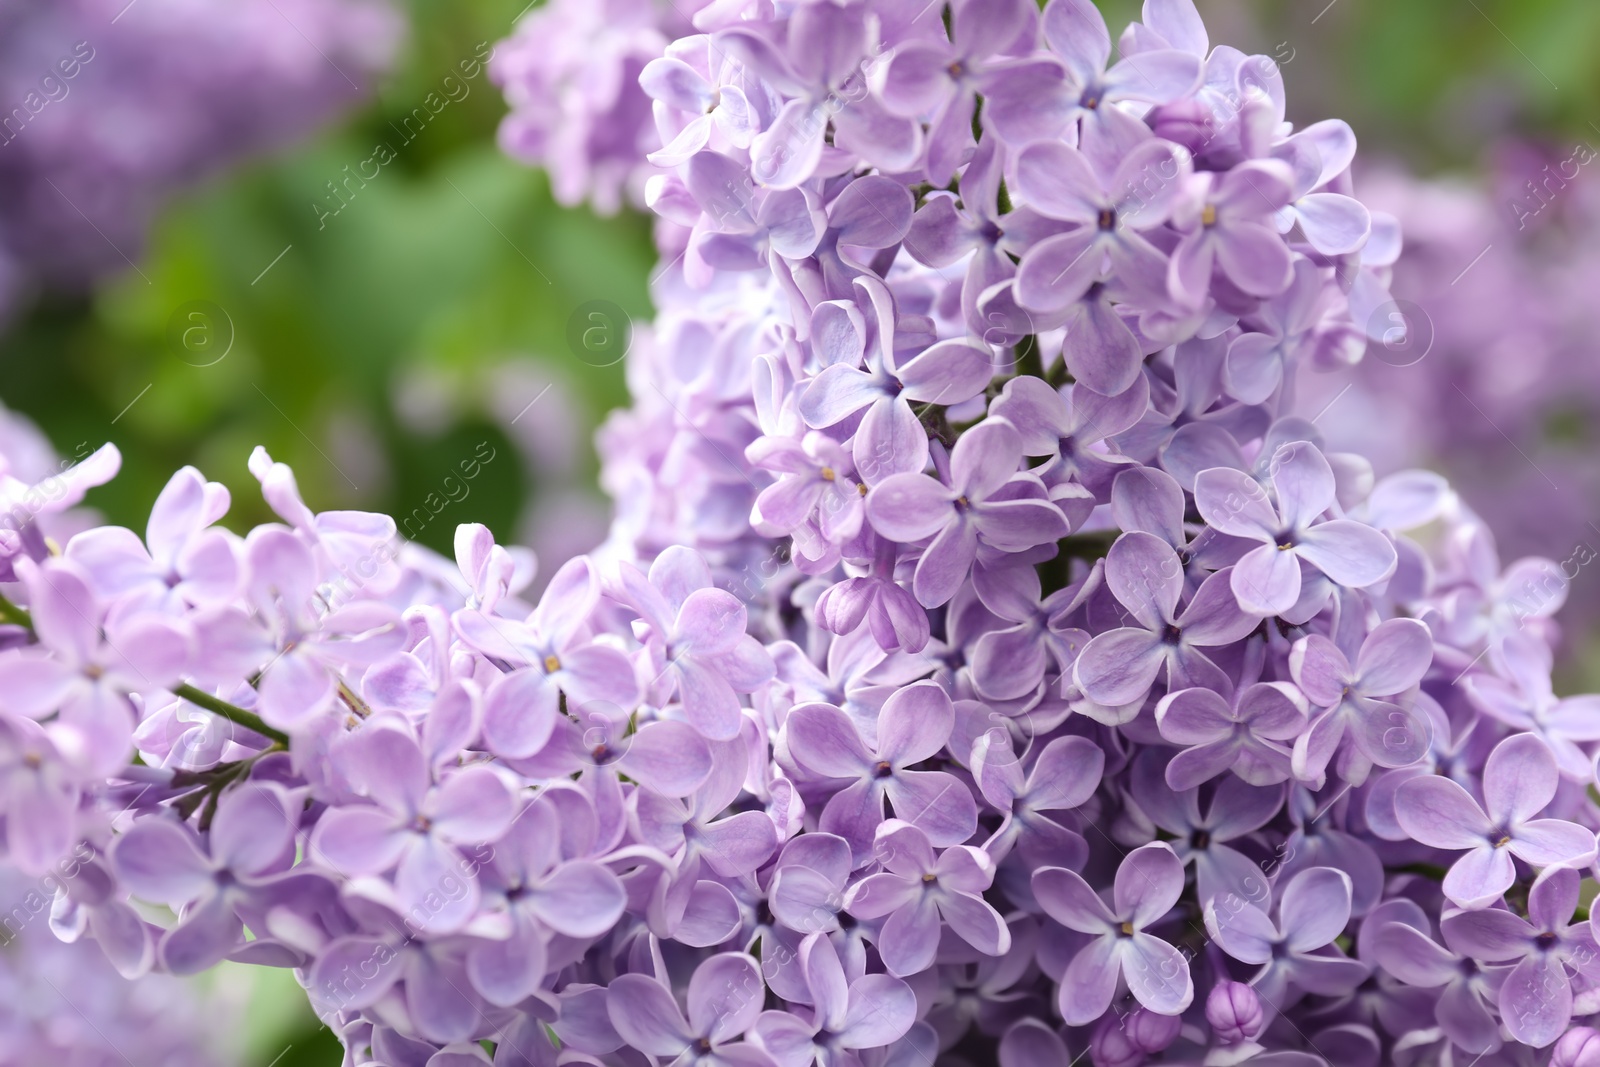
(5, 0), (1600, 1064)
(0, 0), (401, 316)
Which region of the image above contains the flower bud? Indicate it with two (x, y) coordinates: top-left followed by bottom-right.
(1206, 981), (1265, 1046)
(1089, 1008), (1180, 1067)
(1090, 1014), (1143, 1067)
(1126, 1008), (1182, 1054)
(1554, 1027), (1600, 1067)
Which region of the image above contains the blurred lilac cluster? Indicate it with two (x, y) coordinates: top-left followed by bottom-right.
(4, 0), (1600, 1065)
(491, 0), (711, 215)
(1302, 148), (1600, 651)
(0, 858), (244, 1067)
(0, 0), (401, 316)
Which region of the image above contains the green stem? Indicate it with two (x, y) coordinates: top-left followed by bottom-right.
(0, 592), (33, 629)
(174, 683), (290, 747)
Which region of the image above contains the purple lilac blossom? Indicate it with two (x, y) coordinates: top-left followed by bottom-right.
(5, 1), (1600, 1064)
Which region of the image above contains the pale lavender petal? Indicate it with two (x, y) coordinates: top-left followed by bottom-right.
(974, 498), (1070, 551)
(1057, 935), (1119, 1025)
(1111, 466), (1186, 549)
(482, 669), (560, 759)
(846, 872), (920, 921)
(1279, 867), (1351, 952)
(1267, 443), (1337, 530)
(878, 893), (940, 977)
(1106, 531), (1183, 631)
(1156, 687), (1234, 745)
(1441, 846), (1515, 910)
(209, 781), (296, 876)
(1165, 739), (1241, 791)
(1216, 221), (1293, 297)
(886, 770), (978, 847)
(1074, 627), (1165, 706)
(160, 892), (244, 975)
(1122, 931), (1193, 1015)
(1103, 49), (1201, 106)
(529, 861), (626, 938)
(1500, 954), (1572, 1048)
(698, 811), (778, 877)
(1353, 618), (1433, 696)
(1395, 776), (1491, 849)
(1015, 229), (1102, 313)
(912, 519), (980, 608)
(468, 924), (549, 1008)
(1483, 732), (1559, 826)
(1175, 567), (1260, 644)
(1290, 634), (1351, 707)
(1229, 543), (1302, 616)
(1224, 331), (1284, 405)
(1294, 520), (1396, 589)
(1062, 297), (1142, 397)
(999, 1020), (1069, 1067)
(1511, 819), (1597, 869)
(1293, 193), (1371, 256)
(1011, 140), (1102, 225)
(837, 973), (915, 1049)
(1114, 843), (1185, 928)
(1350, 697), (1431, 769)
(1194, 467), (1278, 540)
(951, 419), (1024, 501)
(866, 474), (954, 543)
(1370, 923), (1457, 986)
(619, 721), (713, 798)
(690, 953), (765, 1043)
(607, 975), (692, 1056)
(308, 806), (408, 876)
(897, 341), (993, 408)
(875, 681), (954, 766)
(1204, 898), (1276, 964)
(820, 779), (886, 856)
(1033, 866), (1117, 934)
(111, 819), (213, 904)
(429, 766), (515, 844)
(1026, 736), (1105, 811)
(786, 704), (873, 779)
(939, 890), (1009, 956)
(799, 365), (882, 428)
(1041, 0), (1110, 84)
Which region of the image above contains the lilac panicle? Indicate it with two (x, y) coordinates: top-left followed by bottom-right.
(4, 0), (1600, 1064)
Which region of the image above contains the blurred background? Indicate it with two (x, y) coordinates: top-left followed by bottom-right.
(0, 0), (1596, 1062)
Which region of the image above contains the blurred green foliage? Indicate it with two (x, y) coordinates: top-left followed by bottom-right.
(0, 0), (655, 563)
(0, 0), (1596, 1062)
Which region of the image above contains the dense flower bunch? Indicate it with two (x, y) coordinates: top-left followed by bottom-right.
(0, 0), (400, 315)
(0, 409), (244, 1064)
(4, 1), (1600, 1065)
